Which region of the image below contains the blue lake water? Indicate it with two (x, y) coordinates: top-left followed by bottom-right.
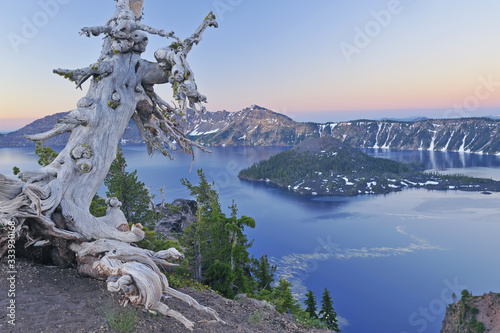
(1, 146), (500, 333)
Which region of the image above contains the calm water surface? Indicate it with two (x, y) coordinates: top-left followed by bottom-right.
(1, 146), (500, 333)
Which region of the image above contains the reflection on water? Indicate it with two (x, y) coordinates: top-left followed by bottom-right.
(1, 146), (500, 333)
(363, 148), (500, 171)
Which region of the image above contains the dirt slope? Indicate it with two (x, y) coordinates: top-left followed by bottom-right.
(0, 258), (330, 333)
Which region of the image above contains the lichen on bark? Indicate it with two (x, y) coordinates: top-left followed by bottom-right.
(0, 0), (221, 329)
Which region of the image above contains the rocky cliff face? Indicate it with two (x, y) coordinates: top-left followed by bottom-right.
(2, 105), (500, 154)
(183, 105), (318, 146)
(322, 118), (500, 154)
(154, 199), (197, 236)
(181, 106), (500, 154)
(441, 292), (500, 333)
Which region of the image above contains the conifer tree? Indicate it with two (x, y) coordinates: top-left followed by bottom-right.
(251, 254), (277, 292)
(320, 288), (340, 332)
(104, 146), (158, 227)
(181, 169), (255, 296)
(304, 290), (318, 319)
(181, 169), (219, 281)
(272, 278), (302, 314)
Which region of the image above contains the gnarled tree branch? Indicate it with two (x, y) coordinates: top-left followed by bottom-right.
(0, 0), (220, 329)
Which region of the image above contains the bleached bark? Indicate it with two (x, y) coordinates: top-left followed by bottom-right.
(0, 0), (220, 329)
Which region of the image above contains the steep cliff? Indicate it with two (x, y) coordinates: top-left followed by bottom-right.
(182, 105), (318, 146)
(441, 292), (500, 333)
(183, 106), (500, 154)
(2, 106), (500, 154)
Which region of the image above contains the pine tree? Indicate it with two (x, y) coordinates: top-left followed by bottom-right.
(89, 194), (107, 217)
(181, 169), (219, 281)
(226, 200), (255, 270)
(204, 260), (235, 298)
(180, 169), (255, 296)
(320, 288), (340, 332)
(304, 290), (318, 319)
(251, 254), (276, 292)
(104, 146), (158, 227)
(271, 278), (301, 315)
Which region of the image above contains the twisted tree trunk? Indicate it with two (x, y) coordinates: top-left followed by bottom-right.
(0, 0), (222, 329)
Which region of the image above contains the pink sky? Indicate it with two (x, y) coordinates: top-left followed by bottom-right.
(1, 1), (500, 131)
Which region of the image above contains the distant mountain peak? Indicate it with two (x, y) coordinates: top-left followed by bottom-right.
(248, 104), (266, 111)
(2, 107), (500, 155)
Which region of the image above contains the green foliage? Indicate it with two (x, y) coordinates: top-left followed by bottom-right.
(35, 141), (58, 166)
(239, 143), (416, 187)
(133, 224), (181, 252)
(166, 203), (181, 213)
(12, 166), (20, 176)
(257, 278), (301, 315)
(89, 195), (107, 217)
(205, 260), (235, 298)
(250, 254), (276, 292)
(274, 278), (301, 314)
(461, 289), (472, 300)
(294, 311), (327, 329)
(247, 310), (266, 323)
(180, 169), (255, 297)
(304, 289), (318, 319)
(165, 270), (212, 292)
(469, 316), (486, 333)
(102, 304), (137, 333)
(320, 288), (340, 332)
(105, 146), (159, 227)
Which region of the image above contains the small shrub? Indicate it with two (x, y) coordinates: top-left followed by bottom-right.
(469, 317), (485, 333)
(132, 224), (182, 252)
(102, 304), (137, 333)
(165, 271), (211, 292)
(248, 310), (266, 323)
(294, 311), (327, 329)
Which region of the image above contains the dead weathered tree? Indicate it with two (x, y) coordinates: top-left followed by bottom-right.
(0, 0), (223, 329)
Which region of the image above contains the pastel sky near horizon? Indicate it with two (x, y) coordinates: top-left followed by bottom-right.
(1, 0), (500, 131)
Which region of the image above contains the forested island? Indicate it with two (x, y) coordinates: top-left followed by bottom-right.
(238, 137), (500, 196)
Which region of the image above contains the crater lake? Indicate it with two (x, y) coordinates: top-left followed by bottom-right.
(1, 146), (500, 333)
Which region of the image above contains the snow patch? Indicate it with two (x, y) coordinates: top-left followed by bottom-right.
(428, 130), (437, 151)
(342, 177), (354, 185)
(373, 123), (382, 148)
(441, 131), (454, 152)
(458, 133), (468, 152)
(190, 127), (221, 136)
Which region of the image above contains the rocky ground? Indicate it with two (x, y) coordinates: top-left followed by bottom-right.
(441, 292), (500, 333)
(0, 258), (330, 333)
